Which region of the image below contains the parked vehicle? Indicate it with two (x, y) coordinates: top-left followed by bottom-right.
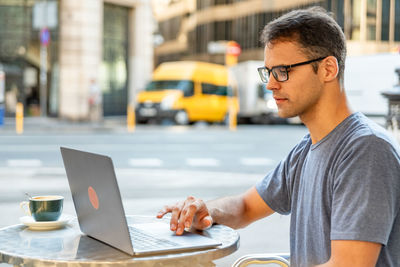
(345, 53), (400, 116)
(135, 61), (239, 125)
(229, 61), (282, 124)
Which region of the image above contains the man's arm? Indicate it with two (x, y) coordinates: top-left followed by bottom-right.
(315, 240), (381, 267)
(208, 186), (274, 228)
(157, 186), (274, 235)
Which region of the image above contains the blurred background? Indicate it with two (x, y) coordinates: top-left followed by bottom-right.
(0, 0), (399, 124)
(0, 1), (400, 266)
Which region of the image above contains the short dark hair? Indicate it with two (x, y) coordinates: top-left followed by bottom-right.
(260, 6), (346, 83)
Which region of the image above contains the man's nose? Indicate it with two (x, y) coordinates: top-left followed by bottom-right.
(266, 74), (280, 91)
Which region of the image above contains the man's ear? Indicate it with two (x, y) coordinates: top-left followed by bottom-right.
(321, 56), (339, 82)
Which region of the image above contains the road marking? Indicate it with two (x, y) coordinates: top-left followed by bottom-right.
(240, 157), (276, 166)
(0, 143), (251, 152)
(7, 159), (42, 167)
(186, 158), (220, 167)
(129, 158), (163, 167)
(0, 167), (262, 191)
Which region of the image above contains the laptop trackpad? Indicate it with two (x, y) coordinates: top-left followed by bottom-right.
(131, 222), (222, 246)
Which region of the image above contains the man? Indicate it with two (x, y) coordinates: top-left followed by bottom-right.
(157, 7), (400, 267)
(88, 78), (102, 122)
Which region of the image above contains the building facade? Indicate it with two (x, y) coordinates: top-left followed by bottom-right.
(153, 0), (400, 66)
(0, 0), (154, 120)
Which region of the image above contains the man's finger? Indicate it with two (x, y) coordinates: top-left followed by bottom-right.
(183, 200), (202, 229)
(156, 205), (172, 218)
(174, 197), (196, 235)
(170, 203), (184, 231)
(197, 216), (213, 230)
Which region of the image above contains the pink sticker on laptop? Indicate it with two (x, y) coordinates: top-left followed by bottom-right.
(88, 186), (99, 210)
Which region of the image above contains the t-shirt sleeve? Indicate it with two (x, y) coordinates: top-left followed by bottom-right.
(256, 159), (292, 215)
(255, 137), (309, 215)
(331, 135), (400, 245)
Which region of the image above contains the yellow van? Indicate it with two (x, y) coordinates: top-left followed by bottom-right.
(135, 61), (239, 125)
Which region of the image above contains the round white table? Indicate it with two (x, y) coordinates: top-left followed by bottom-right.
(0, 215), (240, 267)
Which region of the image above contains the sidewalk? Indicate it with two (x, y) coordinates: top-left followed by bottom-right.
(0, 116), (130, 134)
(0, 116), (238, 135)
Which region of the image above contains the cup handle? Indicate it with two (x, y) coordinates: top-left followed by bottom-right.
(20, 201), (31, 216)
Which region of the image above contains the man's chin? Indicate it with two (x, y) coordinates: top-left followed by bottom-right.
(277, 110), (298, 119)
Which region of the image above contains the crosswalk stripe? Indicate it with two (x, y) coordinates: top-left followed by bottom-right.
(186, 158), (220, 167)
(240, 157), (276, 166)
(3, 157), (275, 169)
(129, 158), (163, 167)
(7, 159), (43, 167)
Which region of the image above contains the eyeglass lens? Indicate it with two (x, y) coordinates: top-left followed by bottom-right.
(260, 66), (288, 83)
(272, 67), (288, 82)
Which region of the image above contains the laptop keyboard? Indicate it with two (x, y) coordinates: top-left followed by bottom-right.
(129, 226), (180, 250)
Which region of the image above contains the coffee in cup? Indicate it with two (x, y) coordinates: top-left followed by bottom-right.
(20, 195), (64, 221)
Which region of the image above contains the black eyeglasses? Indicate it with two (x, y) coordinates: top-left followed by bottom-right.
(257, 57), (326, 83)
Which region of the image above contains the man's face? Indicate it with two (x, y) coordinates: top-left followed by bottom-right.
(264, 41), (324, 119)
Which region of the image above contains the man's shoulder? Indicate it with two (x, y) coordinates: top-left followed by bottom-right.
(341, 113), (399, 151)
(329, 114), (400, 176)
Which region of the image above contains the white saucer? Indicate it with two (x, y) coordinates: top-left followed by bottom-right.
(20, 214), (74, 230)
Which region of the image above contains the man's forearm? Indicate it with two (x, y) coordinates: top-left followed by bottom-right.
(207, 195), (250, 229)
(206, 186), (274, 230)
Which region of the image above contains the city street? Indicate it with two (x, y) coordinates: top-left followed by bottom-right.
(0, 0), (397, 266)
(0, 123), (308, 266)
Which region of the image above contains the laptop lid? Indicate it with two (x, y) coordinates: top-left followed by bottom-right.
(61, 147), (135, 255)
(60, 147), (221, 256)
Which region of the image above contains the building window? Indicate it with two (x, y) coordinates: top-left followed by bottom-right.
(102, 4), (129, 116)
(188, 30), (196, 54)
(231, 17), (242, 49)
(213, 20), (232, 41)
(197, 0), (212, 10)
(395, 0), (400, 41)
(350, 0), (361, 40)
(214, 0), (227, 5)
(366, 0), (377, 40)
(381, 0), (390, 41)
(248, 14), (258, 49)
(330, 0), (345, 32)
(195, 23), (212, 54)
(213, 21), (224, 41)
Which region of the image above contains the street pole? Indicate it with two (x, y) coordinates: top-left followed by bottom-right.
(40, 44), (47, 117)
(225, 41), (241, 131)
(16, 103), (24, 134)
(127, 104), (136, 132)
(39, 0), (48, 117)
(0, 68), (5, 126)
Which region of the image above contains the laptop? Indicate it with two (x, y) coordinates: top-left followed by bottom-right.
(60, 147), (222, 256)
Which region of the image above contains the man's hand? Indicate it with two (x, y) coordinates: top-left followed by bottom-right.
(157, 196), (213, 235)
(157, 187), (273, 234)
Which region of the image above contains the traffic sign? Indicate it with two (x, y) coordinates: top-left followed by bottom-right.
(40, 28), (50, 47)
(33, 1), (58, 29)
(0, 71), (5, 103)
(226, 41), (241, 56)
(225, 41), (241, 66)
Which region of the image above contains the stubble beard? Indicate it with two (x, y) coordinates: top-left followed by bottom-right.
(276, 101), (302, 119)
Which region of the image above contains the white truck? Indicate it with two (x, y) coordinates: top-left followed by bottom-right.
(344, 53), (400, 116)
(230, 60), (283, 124)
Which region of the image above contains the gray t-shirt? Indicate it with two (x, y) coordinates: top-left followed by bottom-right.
(256, 112), (400, 267)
